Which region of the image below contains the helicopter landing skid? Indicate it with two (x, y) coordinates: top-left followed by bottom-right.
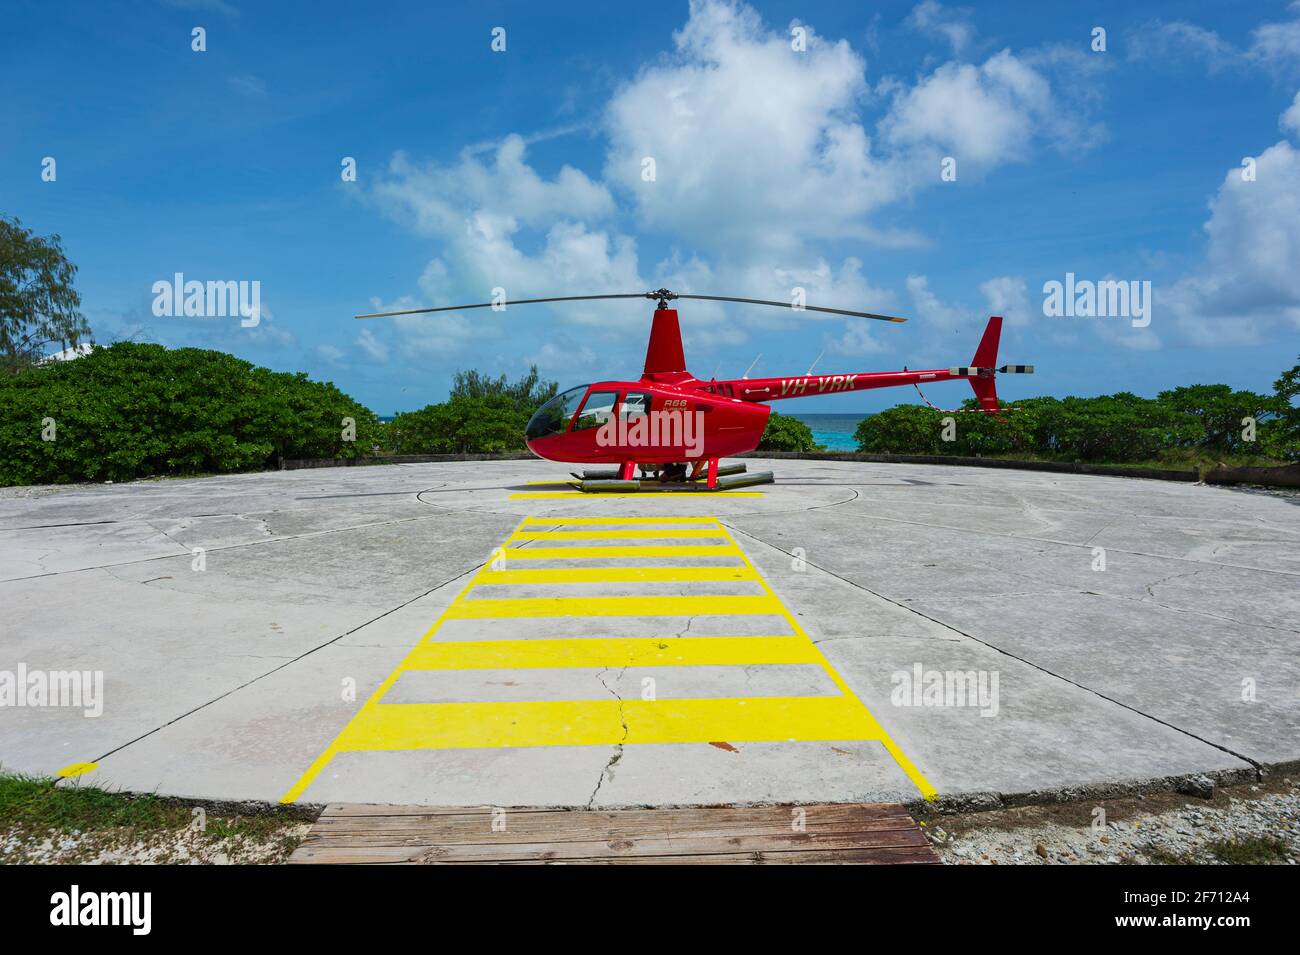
(569, 464), (774, 493)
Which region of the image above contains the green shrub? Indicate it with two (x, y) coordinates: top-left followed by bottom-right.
(758, 410), (822, 452)
(386, 365), (557, 455)
(0, 342), (381, 485)
(854, 404), (944, 454)
(387, 395), (533, 454)
(1263, 355), (1300, 462)
(1156, 384), (1278, 454)
(857, 392), (1211, 463)
(1032, 393), (1203, 461)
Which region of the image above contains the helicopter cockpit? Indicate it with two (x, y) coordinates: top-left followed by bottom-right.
(524, 384), (591, 440)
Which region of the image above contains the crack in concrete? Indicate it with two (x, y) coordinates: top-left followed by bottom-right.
(1143, 569), (1202, 599)
(587, 664), (630, 808)
(1096, 589), (1300, 637)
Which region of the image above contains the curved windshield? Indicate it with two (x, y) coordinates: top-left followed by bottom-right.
(526, 384), (590, 440)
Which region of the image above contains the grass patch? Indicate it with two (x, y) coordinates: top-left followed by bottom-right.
(0, 772), (309, 848)
(1143, 845), (1194, 865)
(1207, 836), (1290, 865)
(0, 773), (190, 833)
(1142, 836), (1291, 865)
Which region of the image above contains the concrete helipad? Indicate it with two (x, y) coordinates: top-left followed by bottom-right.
(2, 458), (1297, 809)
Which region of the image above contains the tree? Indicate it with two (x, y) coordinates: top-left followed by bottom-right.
(758, 411), (823, 452)
(1156, 383), (1277, 453)
(1264, 355), (1300, 462)
(449, 365), (557, 407)
(0, 217), (92, 374)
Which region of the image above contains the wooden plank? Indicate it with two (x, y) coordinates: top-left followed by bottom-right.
(306, 815), (916, 843)
(318, 802), (909, 822)
(292, 802), (938, 865)
(311, 803), (913, 829)
(302, 829), (928, 861)
(291, 845), (939, 865)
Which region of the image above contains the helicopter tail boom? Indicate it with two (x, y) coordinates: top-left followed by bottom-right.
(715, 316), (1031, 412)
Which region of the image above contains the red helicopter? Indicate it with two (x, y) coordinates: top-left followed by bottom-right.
(357, 289), (1032, 492)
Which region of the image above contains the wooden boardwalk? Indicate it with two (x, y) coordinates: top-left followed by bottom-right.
(290, 802), (939, 864)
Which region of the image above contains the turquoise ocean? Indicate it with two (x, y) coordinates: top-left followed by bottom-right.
(786, 412), (867, 451)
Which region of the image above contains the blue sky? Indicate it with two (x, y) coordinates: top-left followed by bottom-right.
(4, 0), (1300, 413)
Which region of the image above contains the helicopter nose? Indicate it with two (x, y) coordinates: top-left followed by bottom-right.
(524, 435), (549, 460)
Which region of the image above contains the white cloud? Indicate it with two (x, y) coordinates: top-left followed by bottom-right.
(1282, 90), (1300, 135)
(906, 274), (968, 335)
(525, 340), (600, 375)
(1130, 7), (1300, 75)
(364, 0), (1099, 374)
(880, 50), (1065, 165)
(1166, 129), (1300, 345)
(373, 135), (614, 241)
(599, 0), (1081, 286)
(979, 276), (1031, 327)
(1251, 8), (1300, 70)
(367, 136), (646, 355)
(358, 291), (492, 359)
(905, 1), (975, 57)
(826, 318), (888, 358)
(1127, 21), (1237, 72)
(603, 0), (902, 255)
(355, 327), (390, 363)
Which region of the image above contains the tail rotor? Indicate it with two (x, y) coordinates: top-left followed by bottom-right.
(947, 317), (1034, 412)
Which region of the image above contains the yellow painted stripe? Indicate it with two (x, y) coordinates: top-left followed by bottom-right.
(448, 594), (781, 619)
(283, 513), (937, 805)
(510, 528), (726, 541)
(473, 566), (756, 585)
(497, 545), (740, 560)
(510, 491), (765, 498)
(334, 696), (884, 751)
(710, 520), (938, 801)
(279, 557), (492, 804)
(57, 761), (98, 778)
(519, 516), (718, 525)
(401, 636), (818, 670)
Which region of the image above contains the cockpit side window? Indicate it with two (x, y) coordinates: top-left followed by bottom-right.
(573, 390), (619, 431)
(621, 391), (651, 417)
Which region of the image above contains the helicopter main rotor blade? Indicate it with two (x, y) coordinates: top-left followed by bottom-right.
(674, 294), (907, 323)
(355, 293), (649, 319)
(355, 288), (908, 322)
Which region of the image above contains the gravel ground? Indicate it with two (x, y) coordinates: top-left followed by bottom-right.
(923, 775), (1300, 865)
